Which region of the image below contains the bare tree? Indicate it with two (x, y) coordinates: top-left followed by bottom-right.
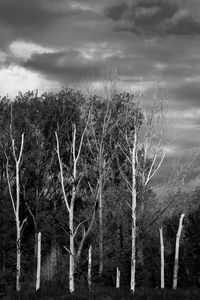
(55, 117), (97, 293)
(86, 96), (116, 277)
(116, 267), (120, 288)
(116, 92), (166, 293)
(36, 232), (41, 291)
(173, 213), (185, 289)
(88, 245), (92, 290)
(159, 227), (164, 289)
(5, 132), (25, 292)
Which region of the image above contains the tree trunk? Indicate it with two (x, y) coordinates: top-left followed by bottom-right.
(130, 131), (137, 293)
(173, 213), (185, 289)
(16, 160), (21, 293)
(99, 160), (103, 277)
(16, 220), (21, 292)
(69, 210), (75, 293)
(36, 232), (41, 291)
(116, 267), (120, 288)
(88, 245), (92, 289)
(131, 210), (136, 292)
(159, 227), (164, 289)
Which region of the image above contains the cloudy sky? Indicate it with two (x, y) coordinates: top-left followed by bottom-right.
(1, 0), (200, 185)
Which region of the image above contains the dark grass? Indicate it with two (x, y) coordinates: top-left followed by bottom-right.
(5, 287), (200, 300)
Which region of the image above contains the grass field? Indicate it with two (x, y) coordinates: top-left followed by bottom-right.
(6, 286), (200, 300)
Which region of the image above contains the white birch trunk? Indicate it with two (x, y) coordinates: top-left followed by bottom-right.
(130, 130), (137, 293)
(172, 213), (185, 289)
(99, 158), (103, 277)
(16, 161), (21, 292)
(16, 222), (21, 292)
(69, 210), (75, 293)
(55, 119), (91, 294)
(116, 267), (120, 288)
(159, 227), (164, 289)
(88, 245), (92, 289)
(36, 232), (41, 291)
(6, 133), (24, 292)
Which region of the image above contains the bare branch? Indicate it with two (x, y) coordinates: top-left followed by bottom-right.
(25, 201), (36, 229)
(20, 217), (27, 231)
(55, 132), (70, 212)
(145, 150), (166, 186)
(73, 218), (89, 239)
(63, 246), (74, 256)
(18, 133), (24, 164)
(116, 141), (132, 164)
(76, 111), (90, 163)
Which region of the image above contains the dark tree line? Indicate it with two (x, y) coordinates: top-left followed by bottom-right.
(0, 88), (200, 297)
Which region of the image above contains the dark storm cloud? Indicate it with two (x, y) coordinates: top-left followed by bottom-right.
(0, 0), (100, 32)
(105, 0), (200, 36)
(23, 50), (105, 82)
(0, 0), (60, 29)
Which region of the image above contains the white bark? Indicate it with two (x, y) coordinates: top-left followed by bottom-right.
(116, 267), (120, 288)
(55, 116), (93, 293)
(69, 211), (75, 293)
(130, 130), (137, 293)
(6, 133), (24, 292)
(36, 232), (41, 291)
(173, 213), (185, 289)
(99, 154), (103, 277)
(16, 225), (21, 292)
(159, 227), (164, 289)
(88, 245), (92, 289)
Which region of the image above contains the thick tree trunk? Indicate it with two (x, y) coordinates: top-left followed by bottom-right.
(69, 210), (75, 293)
(36, 232), (41, 291)
(173, 213), (185, 289)
(88, 245), (92, 289)
(159, 227), (164, 289)
(116, 267), (120, 288)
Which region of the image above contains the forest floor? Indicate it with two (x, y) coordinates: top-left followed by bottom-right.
(6, 286), (200, 300)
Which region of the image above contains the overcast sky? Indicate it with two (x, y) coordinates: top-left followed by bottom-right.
(1, 0), (200, 187)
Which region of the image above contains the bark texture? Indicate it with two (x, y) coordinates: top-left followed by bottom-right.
(173, 213), (185, 289)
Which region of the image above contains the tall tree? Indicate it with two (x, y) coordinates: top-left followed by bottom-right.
(5, 130), (25, 292)
(116, 92), (165, 292)
(85, 95), (116, 276)
(55, 114), (97, 292)
(115, 93), (143, 292)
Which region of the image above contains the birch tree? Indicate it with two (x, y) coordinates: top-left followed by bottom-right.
(159, 227), (164, 289)
(115, 93), (142, 293)
(36, 232), (41, 291)
(5, 131), (25, 292)
(173, 213), (185, 289)
(116, 92), (165, 292)
(88, 245), (92, 289)
(86, 95), (116, 276)
(55, 116), (97, 293)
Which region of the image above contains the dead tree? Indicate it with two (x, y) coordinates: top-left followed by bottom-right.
(173, 213), (185, 289)
(117, 93), (165, 293)
(159, 227), (164, 289)
(88, 245), (92, 289)
(5, 132), (25, 292)
(36, 232), (41, 291)
(55, 118), (97, 293)
(87, 97), (115, 277)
